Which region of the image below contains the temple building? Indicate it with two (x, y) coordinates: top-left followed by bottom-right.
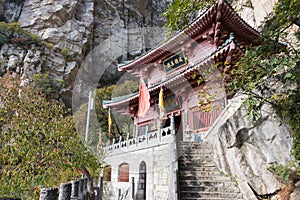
(102, 0), (260, 199)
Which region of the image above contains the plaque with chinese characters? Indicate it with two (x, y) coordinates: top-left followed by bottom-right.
(163, 51), (188, 73)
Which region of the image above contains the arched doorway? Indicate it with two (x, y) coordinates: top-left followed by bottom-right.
(118, 163), (130, 182)
(137, 161), (146, 199)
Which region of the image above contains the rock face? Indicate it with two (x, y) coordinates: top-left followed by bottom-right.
(0, 0), (167, 106)
(206, 95), (295, 199)
(0, 0), (279, 106)
(231, 0), (276, 30)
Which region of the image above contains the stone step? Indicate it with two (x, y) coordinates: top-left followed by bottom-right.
(178, 147), (213, 152)
(179, 180), (237, 187)
(180, 185), (240, 193)
(178, 157), (214, 163)
(178, 166), (218, 172)
(180, 191), (244, 199)
(178, 145), (212, 150)
(178, 175), (232, 181)
(178, 146), (213, 150)
(178, 170), (223, 176)
(179, 146), (213, 150)
(178, 141), (210, 146)
(179, 161), (216, 167)
(177, 142), (244, 200)
(178, 154), (214, 160)
(178, 152), (213, 157)
(178, 151), (213, 154)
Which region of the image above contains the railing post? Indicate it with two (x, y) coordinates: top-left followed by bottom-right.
(71, 180), (79, 200)
(119, 136), (122, 148)
(146, 126), (149, 144)
(126, 133), (130, 148)
(83, 178), (88, 200)
(171, 114), (175, 134)
(78, 179), (84, 200)
(98, 176), (103, 200)
(118, 188), (121, 200)
(131, 177), (135, 199)
(58, 182), (72, 200)
(39, 188), (59, 200)
(158, 122), (162, 141)
(135, 136), (138, 146)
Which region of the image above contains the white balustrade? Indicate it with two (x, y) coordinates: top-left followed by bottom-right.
(104, 125), (174, 153)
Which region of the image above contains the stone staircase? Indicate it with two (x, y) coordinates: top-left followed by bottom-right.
(177, 141), (245, 200)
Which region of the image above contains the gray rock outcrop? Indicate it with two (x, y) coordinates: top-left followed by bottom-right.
(205, 95), (296, 199)
(0, 0), (167, 106)
(231, 0), (276, 30)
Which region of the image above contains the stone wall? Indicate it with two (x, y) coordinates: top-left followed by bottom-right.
(103, 134), (177, 200)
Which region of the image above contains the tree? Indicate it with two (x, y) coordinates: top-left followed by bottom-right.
(94, 80), (139, 141)
(0, 77), (100, 199)
(32, 72), (65, 100)
(163, 0), (300, 176)
(162, 0), (214, 38)
(0, 22), (41, 47)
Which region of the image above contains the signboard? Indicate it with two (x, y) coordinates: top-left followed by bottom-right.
(163, 51), (188, 73)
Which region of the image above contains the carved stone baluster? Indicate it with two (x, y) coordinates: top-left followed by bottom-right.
(39, 188), (59, 200)
(171, 114), (175, 135)
(58, 182), (71, 200)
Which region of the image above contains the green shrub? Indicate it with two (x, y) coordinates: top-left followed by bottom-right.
(0, 22), (42, 47)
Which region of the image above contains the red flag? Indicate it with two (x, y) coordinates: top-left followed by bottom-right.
(137, 74), (150, 117)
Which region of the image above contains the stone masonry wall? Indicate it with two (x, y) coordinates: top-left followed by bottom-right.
(103, 137), (177, 200)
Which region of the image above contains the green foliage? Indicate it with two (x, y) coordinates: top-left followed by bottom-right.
(0, 22), (42, 47)
(61, 48), (73, 62)
(227, 0), (300, 172)
(94, 85), (116, 137)
(73, 102), (102, 157)
(268, 162), (300, 181)
(276, 87), (300, 162)
(0, 77), (100, 199)
(9, 0), (25, 5)
(44, 42), (54, 49)
(162, 0), (214, 38)
(32, 72), (65, 99)
(273, 0), (300, 28)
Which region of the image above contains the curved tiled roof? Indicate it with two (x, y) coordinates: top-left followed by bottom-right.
(118, 0), (260, 72)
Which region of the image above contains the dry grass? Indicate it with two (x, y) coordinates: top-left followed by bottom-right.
(279, 182), (295, 200)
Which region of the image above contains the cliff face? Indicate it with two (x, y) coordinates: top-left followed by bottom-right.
(0, 0), (278, 106)
(231, 0), (276, 30)
(0, 0), (167, 106)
